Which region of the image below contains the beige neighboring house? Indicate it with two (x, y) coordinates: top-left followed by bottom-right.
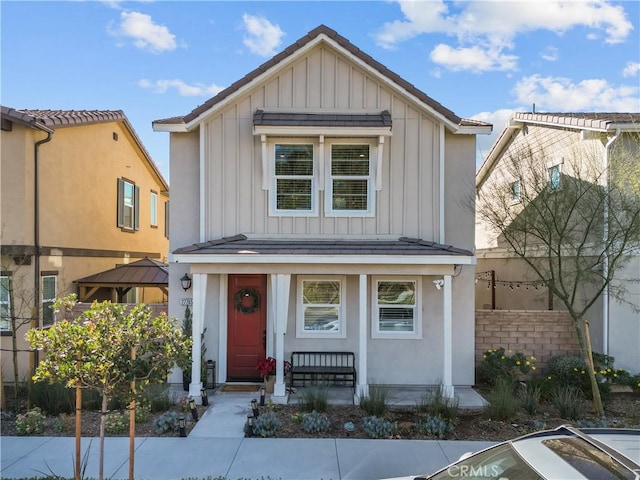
(475, 112), (640, 373)
(153, 25), (492, 402)
(1, 106), (169, 381)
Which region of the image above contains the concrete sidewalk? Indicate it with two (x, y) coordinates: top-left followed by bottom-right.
(1, 387), (494, 479)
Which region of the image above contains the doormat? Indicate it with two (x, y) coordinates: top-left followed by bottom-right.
(221, 384), (260, 393)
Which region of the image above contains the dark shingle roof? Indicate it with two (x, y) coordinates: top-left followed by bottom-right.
(154, 25), (489, 131)
(174, 234), (472, 257)
(253, 109), (392, 128)
(75, 258), (168, 286)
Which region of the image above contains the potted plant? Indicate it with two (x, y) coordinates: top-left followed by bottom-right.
(256, 357), (291, 393)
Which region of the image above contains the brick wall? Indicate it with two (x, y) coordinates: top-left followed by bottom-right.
(476, 310), (581, 373)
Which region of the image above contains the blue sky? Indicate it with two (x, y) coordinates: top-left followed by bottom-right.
(2, 0), (639, 183)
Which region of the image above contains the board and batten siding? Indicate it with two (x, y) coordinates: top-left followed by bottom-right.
(200, 44), (450, 241)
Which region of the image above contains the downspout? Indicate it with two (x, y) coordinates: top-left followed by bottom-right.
(602, 128), (620, 356)
(32, 124), (53, 370)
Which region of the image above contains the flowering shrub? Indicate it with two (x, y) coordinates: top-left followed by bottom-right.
(478, 347), (536, 385)
(256, 357), (291, 380)
(105, 412), (128, 434)
(15, 408), (46, 435)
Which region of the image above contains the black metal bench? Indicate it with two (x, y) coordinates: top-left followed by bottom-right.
(289, 351), (356, 390)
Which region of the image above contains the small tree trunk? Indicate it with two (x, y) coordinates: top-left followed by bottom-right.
(99, 394), (107, 480)
(583, 320), (604, 418)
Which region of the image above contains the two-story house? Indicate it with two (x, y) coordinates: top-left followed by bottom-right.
(1, 107), (169, 381)
(475, 112), (640, 373)
(153, 25), (491, 402)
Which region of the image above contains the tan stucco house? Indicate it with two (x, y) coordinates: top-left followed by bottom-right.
(475, 112), (640, 373)
(1, 107), (169, 381)
(153, 25), (491, 402)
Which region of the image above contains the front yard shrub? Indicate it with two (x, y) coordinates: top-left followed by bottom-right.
(417, 385), (459, 421)
(298, 384), (329, 413)
(105, 412), (128, 434)
(301, 410), (330, 433)
(29, 380), (74, 415)
(252, 411), (281, 437)
(359, 386), (390, 416)
(153, 411), (180, 434)
(362, 415), (397, 438)
(141, 383), (174, 412)
(483, 378), (519, 421)
(518, 382), (542, 415)
(416, 414), (455, 439)
(551, 385), (584, 420)
(15, 407), (46, 435)
(478, 347), (536, 386)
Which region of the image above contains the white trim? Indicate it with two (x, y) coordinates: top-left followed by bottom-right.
(199, 123), (206, 243)
(357, 274), (369, 401)
(318, 135), (325, 191)
(261, 134), (268, 190)
(273, 274), (290, 400)
(218, 274), (228, 385)
(296, 275), (347, 339)
(254, 125), (392, 137)
(442, 274), (453, 399)
(439, 123), (445, 244)
(376, 136), (384, 191)
(371, 276), (422, 339)
(189, 273), (206, 398)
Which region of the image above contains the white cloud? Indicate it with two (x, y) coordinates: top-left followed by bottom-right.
(109, 11), (177, 53)
(138, 79), (224, 97)
(513, 74), (640, 111)
(472, 109), (523, 165)
(430, 44), (518, 73)
(375, 0), (633, 72)
(622, 61), (640, 78)
(540, 46), (559, 62)
(241, 14), (284, 57)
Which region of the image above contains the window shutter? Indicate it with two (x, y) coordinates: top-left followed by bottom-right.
(117, 178), (125, 228)
(134, 185), (140, 231)
(164, 201), (170, 238)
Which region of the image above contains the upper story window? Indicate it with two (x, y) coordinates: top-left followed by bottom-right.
(510, 180), (521, 203)
(1, 275), (10, 331)
(327, 143), (374, 216)
(150, 191), (158, 227)
(117, 178), (139, 231)
(272, 143), (316, 215)
(372, 277), (421, 339)
(548, 164), (561, 190)
(296, 276), (346, 338)
(42, 275), (57, 327)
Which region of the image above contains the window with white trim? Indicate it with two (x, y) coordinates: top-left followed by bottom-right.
(1, 275), (11, 331)
(272, 143), (316, 215)
(326, 143), (374, 216)
(372, 277), (421, 338)
(296, 276), (346, 338)
(117, 178), (139, 230)
(150, 191), (158, 227)
(42, 275), (57, 327)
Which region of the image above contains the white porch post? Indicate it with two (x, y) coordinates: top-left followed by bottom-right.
(356, 274), (369, 402)
(271, 274), (290, 401)
(217, 274), (228, 385)
(442, 274), (454, 399)
(189, 273), (207, 401)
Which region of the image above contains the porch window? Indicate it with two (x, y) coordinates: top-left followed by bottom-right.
(1, 275), (10, 331)
(326, 143), (373, 216)
(296, 276), (346, 338)
(372, 277), (421, 339)
(42, 275), (57, 327)
(273, 144), (316, 215)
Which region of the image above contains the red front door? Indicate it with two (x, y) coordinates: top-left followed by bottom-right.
(227, 274), (267, 381)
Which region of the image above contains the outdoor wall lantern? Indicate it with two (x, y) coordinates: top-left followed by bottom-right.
(188, 396), (199, 421)
(200, 388), (209, 406)
(178, 415), (186, 437)
(251, 398), (260, 418)
(180, 273), (192, 291)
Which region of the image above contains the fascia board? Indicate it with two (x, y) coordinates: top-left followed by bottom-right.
(254, 125), (392, 137)
(454, 125), (493, 135)
(152, 123), (188, 133)
(173, 253), (476, 265)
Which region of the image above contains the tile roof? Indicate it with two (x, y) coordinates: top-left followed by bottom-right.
(75, 258), (168, 286)
(174, 234), (473, 257)
(514, 112), (640, 131)
(1, 106), (169, 191)
(154, 25), (490, 131)
(253, 109), (392, 127)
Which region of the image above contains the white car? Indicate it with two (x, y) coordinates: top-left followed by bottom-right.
(384, 425), (640, 480)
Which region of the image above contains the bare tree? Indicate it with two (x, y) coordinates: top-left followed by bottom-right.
(476, 133), (640, 418)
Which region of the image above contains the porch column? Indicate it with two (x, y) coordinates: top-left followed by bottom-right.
(271, 274), (290, 401)
(189, 273), (207, 401)
(356, 274), (369, 402)
(442, 274), (454, 399)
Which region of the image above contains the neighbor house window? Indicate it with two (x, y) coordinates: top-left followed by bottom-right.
(42, 275), (56, 327)
(1, 275), (11, 331)
(273, 144), (316, 215)
(548, 164), (561, 190)
(296, 276), (346, 338)
(372, 277), (421, 338)
(511, 180), (521, 203)
(326, 143), (373, 216)
(117, 178), (140, 230)
(150, 191), (158, 227)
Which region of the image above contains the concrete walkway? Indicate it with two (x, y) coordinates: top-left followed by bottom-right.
(1, 386), (494, 480)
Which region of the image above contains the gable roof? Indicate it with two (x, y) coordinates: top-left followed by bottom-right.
(1, 106), (169, 192)
(153, 25), (490, 135)
(476, 111), (640, 188)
